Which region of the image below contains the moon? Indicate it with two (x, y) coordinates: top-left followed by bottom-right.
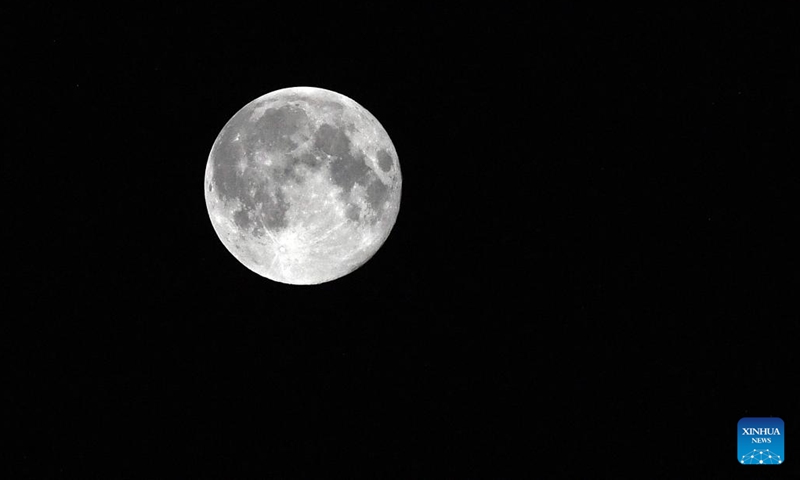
(204, 87), (402, 285)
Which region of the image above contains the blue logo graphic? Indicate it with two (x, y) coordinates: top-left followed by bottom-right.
(738, 417), (784, 465)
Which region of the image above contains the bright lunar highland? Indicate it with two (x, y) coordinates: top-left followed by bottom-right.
(204, 87), (401, 285)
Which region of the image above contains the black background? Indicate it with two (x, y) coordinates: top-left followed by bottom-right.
(9, 3), (799, 478)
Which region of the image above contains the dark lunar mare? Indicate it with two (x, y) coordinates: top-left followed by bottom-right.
(366, 178), (389, 212)
(313, 123), (391, 218)
(212, 104), (312, 234)
(346, 204), (361, 221)
(247, 105), (309, 152)
(377, 149), (393, 172)
(213, 105), (393, 235)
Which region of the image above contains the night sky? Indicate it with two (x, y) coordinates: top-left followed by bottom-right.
(11, 4), (800, 478)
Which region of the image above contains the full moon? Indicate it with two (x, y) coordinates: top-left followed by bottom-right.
(204, 87), (401, 285)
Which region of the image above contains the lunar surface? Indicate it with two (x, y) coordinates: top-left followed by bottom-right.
(204, 87), (402, 285)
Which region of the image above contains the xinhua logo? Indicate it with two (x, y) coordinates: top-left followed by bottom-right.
(738, 417), (784, 465)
